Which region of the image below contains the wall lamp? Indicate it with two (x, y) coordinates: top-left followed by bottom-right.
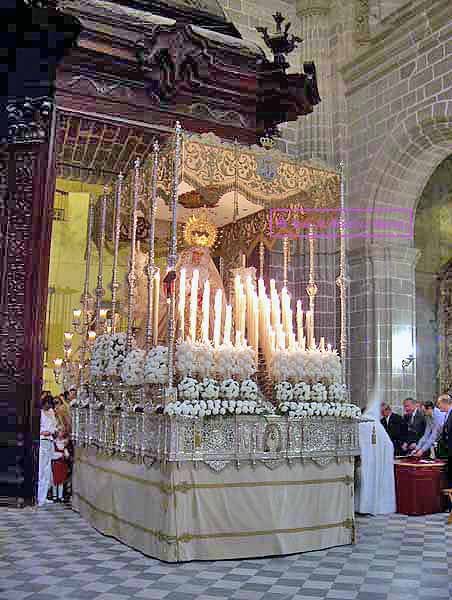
(402, 354), (415, 369)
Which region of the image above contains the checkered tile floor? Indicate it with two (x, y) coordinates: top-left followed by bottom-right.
(1, 505), (451, 600)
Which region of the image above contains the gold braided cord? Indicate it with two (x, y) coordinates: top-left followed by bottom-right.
(74, 492), (352, 545)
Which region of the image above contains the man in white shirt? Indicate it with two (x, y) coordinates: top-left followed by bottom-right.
(413, 400), (445, 458)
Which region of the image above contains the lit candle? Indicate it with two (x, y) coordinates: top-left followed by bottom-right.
(213, 289), (222, 347)
(241, 253), (246, 268)
(153, 270), (160, 345)
(99, 308), (108, 320)
(106, 325), (112, 334)
(224, 304), (232, 345)
(189, 269), (199, 342)
(88, 331), (96, 342)
(269, 328), (276, 354)
(53, 358), (63, 368)
(296, 300), (303, 344)
(64, 331), (73, 341)
(305, 311), (312, 349)
(278, 329), (286, 351)
(73, 308), (82, 323)
(201, 279), (210, 344)
(253, 294), (259, 355)
(320, 336), (325, 352)
(178, 268), (186, 340)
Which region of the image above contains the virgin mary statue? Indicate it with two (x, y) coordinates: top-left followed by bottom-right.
(127, 211), (227, 346)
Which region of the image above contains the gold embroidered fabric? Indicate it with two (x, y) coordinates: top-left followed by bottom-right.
(156, 133), (340, 210)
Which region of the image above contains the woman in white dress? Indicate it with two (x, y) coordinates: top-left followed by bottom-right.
(37, 396), (58, 506)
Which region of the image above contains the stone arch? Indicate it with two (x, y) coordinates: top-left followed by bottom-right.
(367, 102), (452, 232)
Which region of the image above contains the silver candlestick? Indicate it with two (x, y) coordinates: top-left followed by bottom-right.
(111, 173), (123, 333)
(166, 122), (183, 403)
(146, 141), (160, 350)
(126, 158), (141, 352)
(95, 187), (108, 333)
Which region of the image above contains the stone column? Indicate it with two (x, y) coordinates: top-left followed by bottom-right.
(0, 0), (80, 506)
(296, 0), (333, 166)
(349, 241), (418, 411)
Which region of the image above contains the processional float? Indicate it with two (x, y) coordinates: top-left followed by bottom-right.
(58, 122), (360, 471)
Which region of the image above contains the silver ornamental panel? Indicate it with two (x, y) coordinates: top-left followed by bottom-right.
(72, 404), (360, 471)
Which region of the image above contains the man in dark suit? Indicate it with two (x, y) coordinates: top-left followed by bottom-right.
(401, 397), (426, 453)
(381, 403), (406, 454)
(438, 393), (452, 486)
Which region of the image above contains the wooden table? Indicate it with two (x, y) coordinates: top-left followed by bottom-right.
(394, 458), (447, 516)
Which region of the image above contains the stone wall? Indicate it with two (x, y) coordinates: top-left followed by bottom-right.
(342, 0), (452, 409)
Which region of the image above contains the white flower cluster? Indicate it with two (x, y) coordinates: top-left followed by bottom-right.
(168, 378), (265, 417)
(175, 341), (256, 381)
(90, 334), (110, 379)
(199, 378), (219, 401)
(311, 382), (327, 403)
(275, 381), (349, 406)
(144, 346), (168, 385)
(215, 345), (256, 381)
(120, 349), (146, 386)
(328, 382), (348, 403)
(178, 376), (199, 401)
(220, 378), (240, 400)
(275, 381), (293, 402)
(105, 333), (128, 377)
(164, 397), (267, 417)
(278, 401), (361, 419)
(240, 379), (259, 401)
(293, 381), (311, 401)
(176, 341), (214, 378)
(270, 349), (342, 384)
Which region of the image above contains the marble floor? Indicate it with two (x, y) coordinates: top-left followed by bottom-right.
(0, 505), (451, 600)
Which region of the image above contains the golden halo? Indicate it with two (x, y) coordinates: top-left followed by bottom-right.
(183, 210), (217, 248)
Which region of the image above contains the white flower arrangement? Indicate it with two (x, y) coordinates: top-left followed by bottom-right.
(194, 343), (215, 379)
(293, 381), (311, 402)
(214, 344), (236, 379)
(311, 382), (327, 403)
(177, 376), (199, 401)
(105, 333), (128, 377)
(176, 341), (199, 378)
(275, 381), (293, 402)
(90, 334), (111, 379)
(240, 379), (258, 401)
(199, 378), (219, 401)
(231, 346), (256, 381)
(277, 401), (361, 419)
(328, 382), (348, 403)
(220, 379), (240, 400)
(144, 345), (168, 385)
(120, 349), (146, 386)
(269, 348), (342, 385)
(164, 397), (268, 418)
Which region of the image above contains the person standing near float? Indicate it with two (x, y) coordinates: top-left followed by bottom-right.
(37, 396), (58, 506)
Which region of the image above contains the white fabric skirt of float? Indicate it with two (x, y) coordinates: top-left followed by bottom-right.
(72, 447), (355, 562)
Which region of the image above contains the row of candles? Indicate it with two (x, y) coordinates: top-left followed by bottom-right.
(54, 268), (332, 373)
(177, 267), (332, 359)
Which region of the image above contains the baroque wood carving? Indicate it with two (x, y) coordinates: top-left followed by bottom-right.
(0, 150), (36, 380)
